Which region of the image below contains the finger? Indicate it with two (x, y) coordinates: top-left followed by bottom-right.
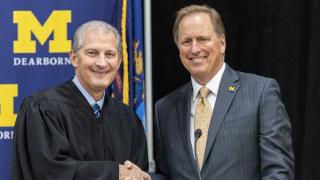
(124, 176), (132, 180)
(124, 161), (133, 169)
(133, 162), (142, 170)
(142, 172), (151, 180)
(124, 160), (142, 171)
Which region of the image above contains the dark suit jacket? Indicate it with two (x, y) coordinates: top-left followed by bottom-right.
(153, 64), (294, 180)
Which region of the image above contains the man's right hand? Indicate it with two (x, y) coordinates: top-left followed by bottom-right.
(119, 161), (150, 180)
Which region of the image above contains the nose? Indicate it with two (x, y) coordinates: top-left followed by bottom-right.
(190, 41), (201, 54)
(95, 54), (108, 67)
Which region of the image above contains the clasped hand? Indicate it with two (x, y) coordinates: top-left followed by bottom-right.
(119, 160), (151, 180)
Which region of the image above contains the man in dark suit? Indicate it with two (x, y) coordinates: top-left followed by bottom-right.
(153, 5), (294, 180)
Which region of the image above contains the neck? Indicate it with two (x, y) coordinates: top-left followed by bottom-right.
(194, 61), (224, 85)
(193, 72), (216, 85)
(89, 90), (104, 101)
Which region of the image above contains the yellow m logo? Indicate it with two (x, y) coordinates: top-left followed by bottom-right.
(13, 10), (72, 53)
(0, 84), (18, 127)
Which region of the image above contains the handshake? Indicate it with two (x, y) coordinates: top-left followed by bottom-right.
(119, 161), (151, 180)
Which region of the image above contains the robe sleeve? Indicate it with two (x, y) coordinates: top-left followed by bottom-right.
(12, 93), (120, 180)
(129, 113), (149, 172)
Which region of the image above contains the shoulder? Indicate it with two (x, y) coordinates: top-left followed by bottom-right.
(106, 97), (134, 114)
(28, 81), (87, 109)
(23, 90), (52, 109)
(18, 83), (62, 115)
(235, 70), (279, 90)
(41, 81), (79, 103)
(230, 69), (281, 99)
(19, 81), (80, 113)
(105, 97), (142, 127)
(16, 90), (56, 127)
(221, 65), (281, 99)
(155, 82), (191, 109)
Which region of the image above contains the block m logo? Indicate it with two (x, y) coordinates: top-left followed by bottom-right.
(13, 10), (72, 53)
(0, 84), (18, 127)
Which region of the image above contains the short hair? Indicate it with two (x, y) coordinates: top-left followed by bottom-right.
(173, 4), (226, 44)
(72, 20), (121, 54)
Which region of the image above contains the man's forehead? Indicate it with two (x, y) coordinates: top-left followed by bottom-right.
(81, 32), (116, 44)
(181, 12), (210, 23)
(78, 43), (117, 54)
(83, 30), (115, 38)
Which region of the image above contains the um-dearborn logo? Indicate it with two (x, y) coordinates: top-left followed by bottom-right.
(13, 10), (72, 66)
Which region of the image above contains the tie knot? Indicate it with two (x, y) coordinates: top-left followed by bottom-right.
(91, 103), (101, 118)
(199, 86), (210, 98)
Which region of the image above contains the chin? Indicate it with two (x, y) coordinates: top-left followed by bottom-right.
(99, 82), (111, 89)
(191, 68), (207, 75)
(90, 81), (108, 90)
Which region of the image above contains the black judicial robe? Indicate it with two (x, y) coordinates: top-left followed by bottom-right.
(12, 81), (148, 180)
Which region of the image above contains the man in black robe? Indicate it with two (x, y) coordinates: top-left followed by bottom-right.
(12, 20), (150, 180)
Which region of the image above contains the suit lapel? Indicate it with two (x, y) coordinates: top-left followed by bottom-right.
(203, 65), (240, 166)
(175, 83), (199, 171)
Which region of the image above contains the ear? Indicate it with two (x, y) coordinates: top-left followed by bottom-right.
(219, 35), (226, 54)
(69, 51), (78, 68)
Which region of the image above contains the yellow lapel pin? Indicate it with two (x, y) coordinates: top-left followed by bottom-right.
(228, 86), (236, 92)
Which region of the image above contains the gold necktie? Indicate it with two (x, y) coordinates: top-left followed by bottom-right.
(195, 86), (212, 169)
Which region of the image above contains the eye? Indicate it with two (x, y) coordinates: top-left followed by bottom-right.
(105, 51), (117, 58)
(181, 39), (191, 46)
(86, 50), (98, 57)
(199, 37), (210, 42)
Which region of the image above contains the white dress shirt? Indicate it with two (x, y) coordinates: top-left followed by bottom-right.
(72, 76), (104, 109)
(190, 63), (226, 156)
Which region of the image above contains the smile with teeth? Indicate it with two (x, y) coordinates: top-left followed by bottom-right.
(189, 56), (207, 62)
(92, 69), (108, 75)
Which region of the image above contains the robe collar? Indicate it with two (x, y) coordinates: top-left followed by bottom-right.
(72, 76), (105, 109)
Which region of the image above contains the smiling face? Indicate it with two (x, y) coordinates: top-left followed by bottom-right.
(177, 12), (226, 85)
(70, 29), (121, 100)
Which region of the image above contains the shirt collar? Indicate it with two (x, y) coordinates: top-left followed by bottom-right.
(72, 76), (105, 109)
(191, 62), (226, 102)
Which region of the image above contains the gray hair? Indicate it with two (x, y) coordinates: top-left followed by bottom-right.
(173, 4), (226, 44)
(72, 20), (121, 54)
